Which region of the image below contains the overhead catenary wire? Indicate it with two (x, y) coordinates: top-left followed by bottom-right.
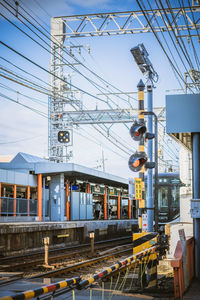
(0, 82), (47, 106)
(0, 91), (48, 118)
(0, 40), (135, 154)
(0, 91), (130, 160)
(1, 0), (135, 109)
(0, 0), (181, 164)
(158, 0), (199, 88)
(179, 0), (200, 70)
(0, 56), (50, 87)
(150, 0), (199, 91)
(136, 0), (196, 94)
(17, 0), (139, 104)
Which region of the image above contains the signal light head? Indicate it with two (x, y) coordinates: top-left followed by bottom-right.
(128, 152), (147, 172)
(58, 130), (70, 143)
(130, 121), (146, 141)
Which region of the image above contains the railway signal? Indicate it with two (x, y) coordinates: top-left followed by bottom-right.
(130, 121), (146, 141)
(128, 119), (156, 173)
(128, 152), (147, 172)
(58, 131), (70, 143)
(128, 152), (155, 172)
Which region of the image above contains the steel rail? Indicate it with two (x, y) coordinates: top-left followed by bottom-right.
(0, 236), (132, 264)
(1, 243), (133, 272)
(29, 247), (134, 279)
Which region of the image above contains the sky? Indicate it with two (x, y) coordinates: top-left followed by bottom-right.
(0, 0), (196, 178)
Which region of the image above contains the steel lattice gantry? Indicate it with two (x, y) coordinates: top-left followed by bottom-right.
(49, 4), (200, 162)
(53, 6), (200, 38)
(51, 107), (165, 125)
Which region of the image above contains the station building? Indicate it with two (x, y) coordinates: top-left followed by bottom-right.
(0, 152), (133, 222)
(0, 152), (136, 255)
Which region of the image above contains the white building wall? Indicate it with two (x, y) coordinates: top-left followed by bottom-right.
(167, 146), (193, 258)
(179, 147), (192, 223)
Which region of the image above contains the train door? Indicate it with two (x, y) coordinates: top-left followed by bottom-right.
(158, 185), (169, 222)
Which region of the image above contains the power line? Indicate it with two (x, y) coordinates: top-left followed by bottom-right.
(1, 0), (135, 109)
(0, 40), (135, 154)
(0, 134), (45, 144)
(137, 0), (194, 93)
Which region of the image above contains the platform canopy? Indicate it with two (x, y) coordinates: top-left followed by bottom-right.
(0, 152), (128, 188)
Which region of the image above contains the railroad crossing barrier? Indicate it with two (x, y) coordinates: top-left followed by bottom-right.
(171, 237), (194, 299)
(133, 232), (158, 289)
(0, 245), (158, 300)
(0, 277), (81, 300)
(78, 245), (158, 289)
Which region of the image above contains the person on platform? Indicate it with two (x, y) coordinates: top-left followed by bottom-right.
(95, 202), (101, 219)
(109, 205), (113, 219)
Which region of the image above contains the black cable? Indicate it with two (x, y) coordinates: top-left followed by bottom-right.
(0, 39), (135, 154)
(158, 0), (198, 90)
(1, 0), (135, 108)
(0, 92), (48, 118)
(0, 65), (50, 93)
(137, 0), (194, 93)
(0, 56), (50, 87)
(17, 0), (138, 104)
(180, 0), (200, 70)
(0, 82), (47, 106)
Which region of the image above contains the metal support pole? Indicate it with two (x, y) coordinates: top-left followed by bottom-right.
(147, 85), (153, 232)
(154, 114), (159, 233)
(192, 133), (200, 279)
(137, 79), (145, 232)
(141, 111), (158, 233)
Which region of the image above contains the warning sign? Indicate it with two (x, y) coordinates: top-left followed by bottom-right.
(135, 178), (142, 200)
(142, 213), (148, 232)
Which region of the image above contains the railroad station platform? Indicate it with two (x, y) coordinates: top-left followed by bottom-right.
(0, 219), (137, 256)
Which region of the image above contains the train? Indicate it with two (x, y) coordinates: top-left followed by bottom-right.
(145, 172), (183, 223)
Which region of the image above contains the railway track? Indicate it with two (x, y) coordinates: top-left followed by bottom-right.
(0, 245), (174, 300)
(28, 246), (133, 279)
(0, 238), (133, 288)
(0, 237), (132, 272)
(0, 236), (131, 263)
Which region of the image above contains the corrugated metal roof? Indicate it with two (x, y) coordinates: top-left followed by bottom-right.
(11, 152), (46, 164)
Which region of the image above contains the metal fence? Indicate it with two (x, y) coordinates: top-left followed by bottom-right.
(0, 197), (37, 216)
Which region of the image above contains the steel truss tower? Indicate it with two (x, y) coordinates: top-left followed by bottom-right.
(49, 4), (200, 163)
